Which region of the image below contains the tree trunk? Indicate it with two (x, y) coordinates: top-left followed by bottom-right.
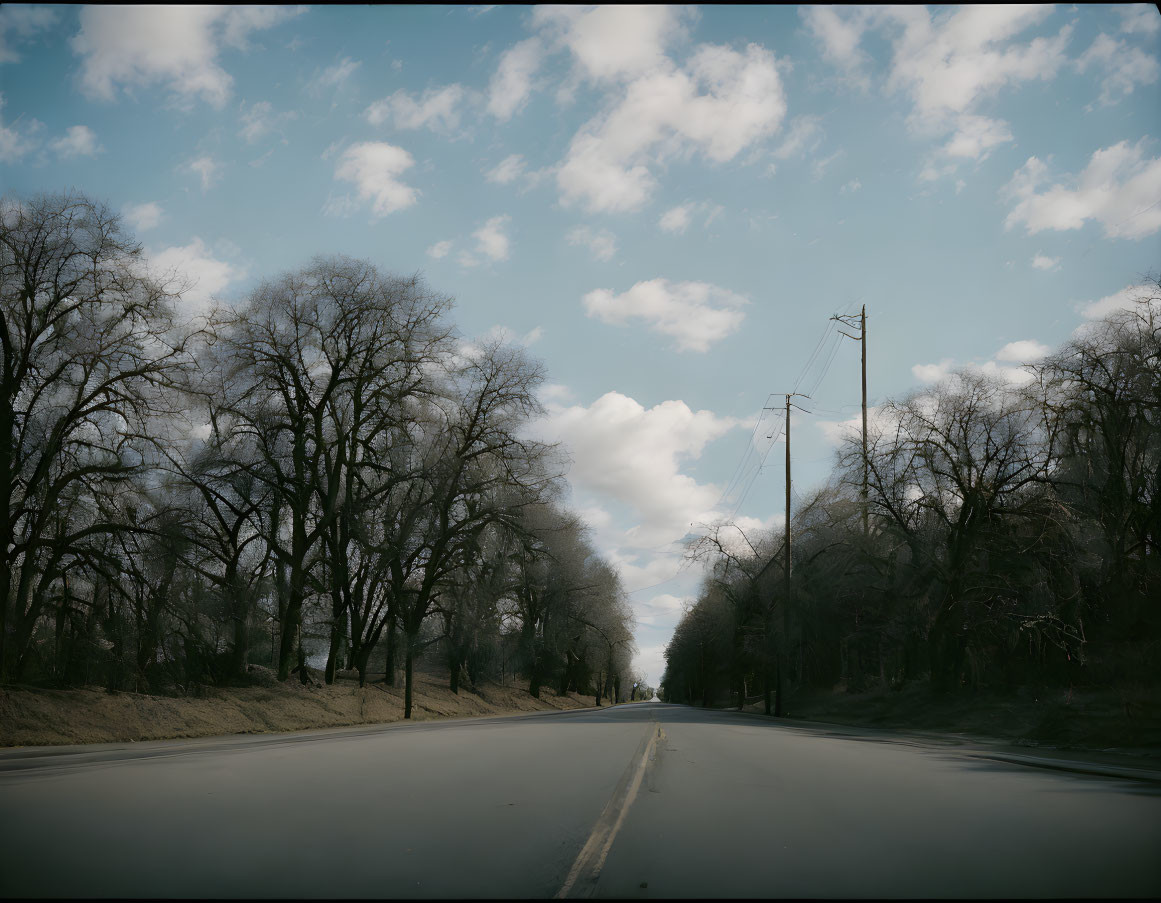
(384, 618), (397, 687)
(324, 609), (345, 686)
(774, 653), (785, 717)
(404, 638), (415, 719)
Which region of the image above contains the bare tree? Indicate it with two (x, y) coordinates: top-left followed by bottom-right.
(1, 193), (196, 682)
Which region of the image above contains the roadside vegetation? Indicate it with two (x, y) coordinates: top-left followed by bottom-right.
(0, 192), (649, 740)
(663, 276), (1161, 750)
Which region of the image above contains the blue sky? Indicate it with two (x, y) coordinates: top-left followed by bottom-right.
(3, 4), (1160, 685)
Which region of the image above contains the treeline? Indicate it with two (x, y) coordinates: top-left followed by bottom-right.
(1, 192), (641, 716)
(663, 278), (1160, 713)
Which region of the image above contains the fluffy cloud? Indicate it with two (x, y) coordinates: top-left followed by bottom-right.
(1075, 33), (1159, 106)
(1118, 5), (1161, 35)
(534, 390), (745, 548)
(771, 114), (823, 162)
(485, 154), (526, 184)
(426, 240), (452, 259)
(1031, 254), (1059, 271)
(238, 100), (296, 144)
(149, 238), (241, 315)
(309, 56), (361, 93)
(72, 6), (303, 107)
(910, 337), (1051, 390)
(556, 42), (785, 213)
(472, 215), (511, 262)
(911, 358), (956, 384)
(659, 203), (694, 234)
(487, 37), (542, 120)
(941, 114), (1012, 160)
(479, 324), (543, 347)
(799, 6), (873, 85)
(816, 405), (891, 448)
(532, 5), (692, 84)
(567, 225), (617, 261)
(331, 141), (418, 218)
(1079, 281), (1157, 319)
(582, 278), (748, 352)
(1002, 141), (1161, 239)
(186, 155), (221, 191)
(994, 339), (1051, 362)
(123, 201), (164, 232)
(0, 5), (58, 64)
(0, 95), (44, 162)
(365, 84), (465, 132)
(804, 6), (1071, 178)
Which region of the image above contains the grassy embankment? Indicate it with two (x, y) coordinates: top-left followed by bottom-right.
(752, 683), (1161, 753)
(0, 666), (598, 747)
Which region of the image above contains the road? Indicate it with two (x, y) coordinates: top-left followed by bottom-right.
(1, 702), (1158, 898)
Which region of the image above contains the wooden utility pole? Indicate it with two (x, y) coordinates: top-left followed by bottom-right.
(776, 392), (809, 717)
(784, 392), (792, 618)
(832, 306), (869, 537)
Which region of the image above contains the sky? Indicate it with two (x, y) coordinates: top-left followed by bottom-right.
(3, 4), (1160, 687)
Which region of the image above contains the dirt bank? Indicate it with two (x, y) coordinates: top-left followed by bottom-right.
(0, 667), (600, 747)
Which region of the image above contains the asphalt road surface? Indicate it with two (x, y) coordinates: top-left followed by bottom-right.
(1, 702), (1158, 898)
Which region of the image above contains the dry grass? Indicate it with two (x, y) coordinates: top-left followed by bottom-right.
(0, 667), (598, 747)
(773, 683), (1161, 753)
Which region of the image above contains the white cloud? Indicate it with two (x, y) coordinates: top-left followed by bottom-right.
(582, 278), (748, 353)
(310, 56), (361, 93)
(365, 84), (465, 132)
(912, 358), (956, 384)
(238, 100), (296, 144)
(487, 37), (542, 120)
(910, 338), (1052, 391)
(817, 405), (893, 447)
(556, 42), (786, 213)
(72, 6), (302, 107)
(0, 95), (43, 162)
(472, 215), (511, 262)
(534, 390), (745, 548)
(0, 5), (58, 64)
(1075, 33), (1159, 105)
(1079, 282), (1156, 319)
(942, 114), (1012, 160)
(841, 178), (862, 193)
(812, 150), (842, 180)
(799, 6), (873, 86)
(123, 201), (164, 232)
(567, 225), (617, 261)
(1002, 141), (1161, 239)
(659, 203), (694, 234)
(885, 6), (1069, 125)
(186, 155), (221, 191)
(149, 238), (241, 315)
(772, 114), (823, 161)
(485, 154), (526, 184)
(532, 5), (692, 84)
(539, 383), (575, 405)
(480, 324), (543, 347)
(995, 339), (1050, 362)
(426, 240), (452, 259)
(332, 141), (418, 218)
(1117, 5), (1161, 36)
(1031, 254), (1059, 271)
(806, 7), (1070, 181)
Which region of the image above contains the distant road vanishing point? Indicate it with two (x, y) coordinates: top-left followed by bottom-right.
(1, 702), (1158, 899)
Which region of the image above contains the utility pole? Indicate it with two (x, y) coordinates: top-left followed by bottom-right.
(777, 392), (809, 717)
(832, 306), (869, 538)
